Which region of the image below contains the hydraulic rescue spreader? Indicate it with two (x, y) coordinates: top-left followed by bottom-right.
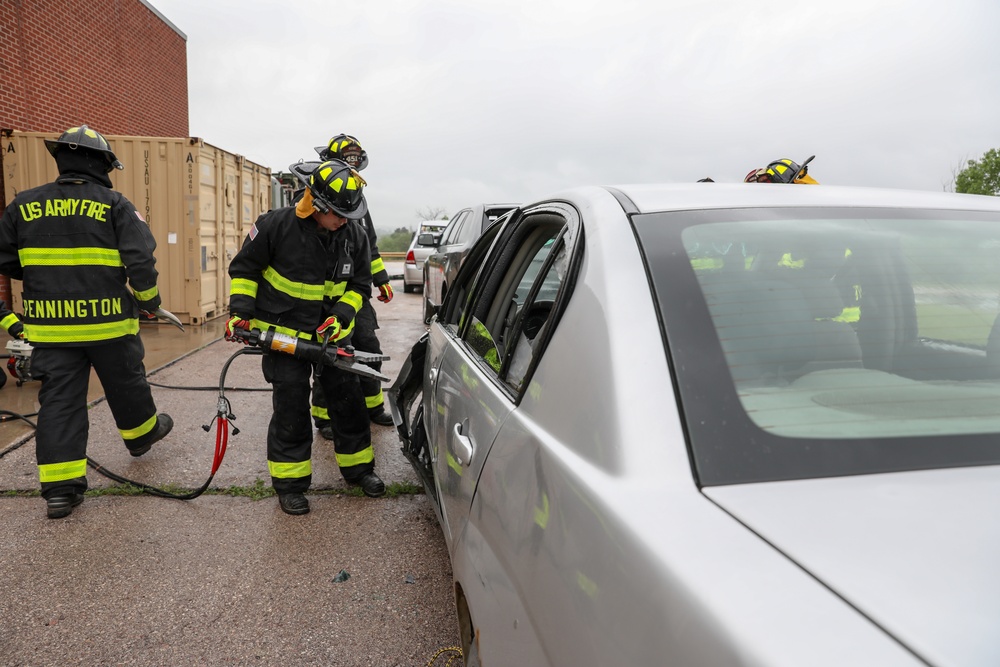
(232, 326), (390, 382)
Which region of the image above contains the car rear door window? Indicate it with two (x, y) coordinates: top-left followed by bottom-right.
(461, 211), (570, 393)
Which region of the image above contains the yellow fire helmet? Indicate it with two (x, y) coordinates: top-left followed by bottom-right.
(764, 156), (818, 184)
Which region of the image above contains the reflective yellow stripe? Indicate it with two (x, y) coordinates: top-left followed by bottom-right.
(250, 318), (314, 340)
(832, 307), (860, 323)
(24, 319), (139, 343)
(534, 492), (550, 529)
(1, 313), (19, 331)
(335, 445), (374, 468)
(325, 280), (346, 298)
(311, 405), (330, 420)
(340, 290), (363, 314)
(262, 266), (324, 301)
(132, 285), (158, 301)
(268, 459), (312, 479)
(365, 389), (383, 409)
(778, 253), (805, 268)
(231, 277), (258, 298)
(19, 247), (122, 267)
(446, 451), (463, 476)
(371, 257), (385, 274)
(120, 414), (157, 441)
(38, 459), (87, 483)
(690, 257), (723, 270)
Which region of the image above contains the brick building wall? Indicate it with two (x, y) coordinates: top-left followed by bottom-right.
(0, 0), (188, 304)
(0, 0), (188, 137)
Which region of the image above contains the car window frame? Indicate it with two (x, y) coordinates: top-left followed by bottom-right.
(441, 210), (469, 246)
(440, 201), (582, 402)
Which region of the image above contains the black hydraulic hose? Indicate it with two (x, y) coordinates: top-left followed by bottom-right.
(0, 409), (38, 427)
(147, 380), (271, 392)
(1, 346), (265, 500)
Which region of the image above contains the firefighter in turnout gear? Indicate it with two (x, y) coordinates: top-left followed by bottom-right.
(0, 124), (174, 519)
(227, 159), (386, 515)
(311, 134), (394, 434)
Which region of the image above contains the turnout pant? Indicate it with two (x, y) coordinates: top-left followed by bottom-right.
(264, 351), (374, 493)
(312, 298), (385, 424)
(31, 335), (158, 498)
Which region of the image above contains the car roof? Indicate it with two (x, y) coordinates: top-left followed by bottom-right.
(555, 183), (1000, 215)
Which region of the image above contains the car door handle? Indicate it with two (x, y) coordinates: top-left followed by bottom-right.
(452, 420), (474, 466)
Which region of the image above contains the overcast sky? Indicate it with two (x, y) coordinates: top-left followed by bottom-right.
(150, 0), (999, 230)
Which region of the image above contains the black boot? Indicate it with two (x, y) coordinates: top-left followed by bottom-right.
(46, 491), (85, 519)
(278, 492), (310, 515)
(317, 424), (334, 441)
(351, 472), (386, 498)
(128, 413), (174, 457)
(369, 408), (394, 426)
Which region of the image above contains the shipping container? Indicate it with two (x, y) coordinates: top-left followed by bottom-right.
(1, 131), (271, 324)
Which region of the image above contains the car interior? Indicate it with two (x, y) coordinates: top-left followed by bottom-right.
(684, 217), (1000, 438)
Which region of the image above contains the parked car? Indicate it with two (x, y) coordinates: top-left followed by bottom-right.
(403, 219), (448, 293)
(389, 183), (1000, 667)
(422, 203), (518, 323)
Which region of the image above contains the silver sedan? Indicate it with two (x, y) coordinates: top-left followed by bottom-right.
(389, 183), (1000, 666)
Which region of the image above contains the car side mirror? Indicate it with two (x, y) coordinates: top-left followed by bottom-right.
(417, 233), (438, 246)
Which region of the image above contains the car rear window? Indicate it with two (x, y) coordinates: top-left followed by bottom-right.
(635, 207), (1000, 485)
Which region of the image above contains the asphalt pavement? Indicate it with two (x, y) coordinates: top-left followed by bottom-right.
(0, 267), (465, 667)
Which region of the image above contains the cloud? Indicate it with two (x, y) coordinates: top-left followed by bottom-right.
(152, 0), (1000, 222)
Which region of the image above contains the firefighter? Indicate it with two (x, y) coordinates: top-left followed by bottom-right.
(0, 125), (173, 519)
(226, 159), (386, 515)
(311, 134), (394, 435)
(744, 156), (819, 184)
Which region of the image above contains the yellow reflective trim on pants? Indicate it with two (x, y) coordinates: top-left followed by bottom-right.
(132, 285), (158, 301)
(19, 246), (122, 267)
(268, 460), (312, 479)
(335, 445), (374, 468)
(23, 319), (139, 343)
(38, 459), (87, 483)
(120, 414), (157, 441)
(1, 313), (19, 331)
(311, 405), (330, 420)
(231, 277), (258, 298)
(365, 389), (383, 409)
(339, 290), (363, 314)
(262, 266), (324, 301)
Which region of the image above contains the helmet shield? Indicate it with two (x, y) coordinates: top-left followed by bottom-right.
(290, 160), (368, 220)
(44, 125), (124, 171)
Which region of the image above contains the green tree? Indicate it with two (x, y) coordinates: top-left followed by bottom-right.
(955, 148), (1000, 196)
(378, 227), (416, 253)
